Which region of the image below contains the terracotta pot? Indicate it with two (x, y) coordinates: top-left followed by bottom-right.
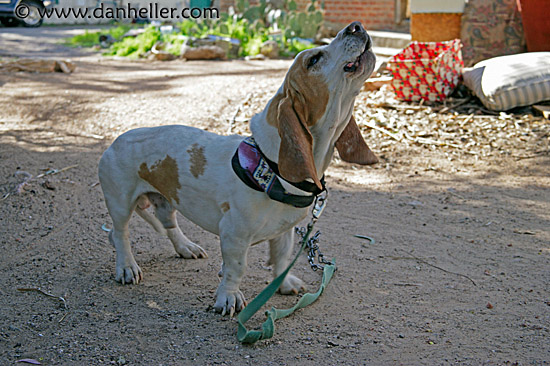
(517, 0), (550, 51)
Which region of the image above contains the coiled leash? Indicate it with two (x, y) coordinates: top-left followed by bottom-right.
(237, 192), (336, 344)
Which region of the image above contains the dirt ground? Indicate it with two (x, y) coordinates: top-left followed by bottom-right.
(0, 27), (549, 365)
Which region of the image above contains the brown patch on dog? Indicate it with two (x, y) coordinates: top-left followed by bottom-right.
(220, 202), (230, 213)
(187, 144), (206, 178)
(138, 156), (181, 204)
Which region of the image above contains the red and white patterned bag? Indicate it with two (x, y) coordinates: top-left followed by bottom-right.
(387, 39), (463, 102)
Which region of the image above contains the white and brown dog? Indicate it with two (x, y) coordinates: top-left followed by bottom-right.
(99, 21), (378, 316)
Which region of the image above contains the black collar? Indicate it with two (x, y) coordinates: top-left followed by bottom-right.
(231, 137), (326, 208)
(254, 141), (326, 196)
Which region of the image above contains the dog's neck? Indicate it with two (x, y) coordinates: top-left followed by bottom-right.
(249, 91), (355, 185)
(249, 108), (282, 166)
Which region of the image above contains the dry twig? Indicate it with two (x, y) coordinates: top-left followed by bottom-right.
(400, 250), (477, 286)
(362, 121), (403, 141)
(513, 150), (550, 160)
(403, 132), (461, 148)
(17, 287), (68, 309)
(459, 113), (475, 127)
(436, 97), (472, 113)
(35, 164), (78, 179)
(1, 164), (78, 200)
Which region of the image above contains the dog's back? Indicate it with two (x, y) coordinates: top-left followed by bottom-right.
(99, 125), (242, 234)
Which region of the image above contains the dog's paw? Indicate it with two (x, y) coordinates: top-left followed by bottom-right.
(174, 241), (208, 259)
(279, 274), (306, 295)
(115, 260), (143, 285)
(213, 288), (247, 317)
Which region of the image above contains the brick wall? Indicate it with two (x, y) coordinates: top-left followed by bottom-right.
(324, 0), (395, 30)
(217, 0), (310, 12)
(215, 0), (397, 31)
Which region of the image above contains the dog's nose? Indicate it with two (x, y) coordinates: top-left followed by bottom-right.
(345, 21), (365, 36)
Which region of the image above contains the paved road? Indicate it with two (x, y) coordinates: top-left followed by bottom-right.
(0, 25), (104, 58)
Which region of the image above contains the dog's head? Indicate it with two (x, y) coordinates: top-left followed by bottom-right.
(267, 21), (378, 190)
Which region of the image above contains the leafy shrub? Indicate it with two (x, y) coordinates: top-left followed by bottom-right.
(162, 34), (191, 56)
(65, 25), (133, 48)
(65, 0), (322, 58)
(65, 30), (100, 48)
(283, 37), (316, 57)
(105, 26), (161, 58)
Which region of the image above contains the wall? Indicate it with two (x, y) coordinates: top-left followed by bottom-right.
(324, 0), (395, 30)
(217, 0), (398, 31)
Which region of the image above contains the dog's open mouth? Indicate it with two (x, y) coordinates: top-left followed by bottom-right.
(343, 41), (370, 74)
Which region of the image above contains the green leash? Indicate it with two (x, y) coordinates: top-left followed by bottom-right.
(237, 193), (336, 344)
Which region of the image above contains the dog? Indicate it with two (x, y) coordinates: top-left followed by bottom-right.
(98, 21), (378, 317)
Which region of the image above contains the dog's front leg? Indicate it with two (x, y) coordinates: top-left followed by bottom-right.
(214, 234), (249, 317)
(269, 229), (306, 295)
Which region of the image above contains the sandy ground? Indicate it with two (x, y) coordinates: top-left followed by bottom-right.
(0, 27), (549, 365)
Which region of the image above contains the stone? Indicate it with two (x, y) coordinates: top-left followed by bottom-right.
(181, 45), (226, 60)
(150, 42), (176, 61)
(0, 58), (76, 73)
(260, 40), (279, 59)
(195, 35), (240, 59)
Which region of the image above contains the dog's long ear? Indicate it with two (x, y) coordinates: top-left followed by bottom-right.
(336, 115), (378, 165)
(277, 95), (323, 190)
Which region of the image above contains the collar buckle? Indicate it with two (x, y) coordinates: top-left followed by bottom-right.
(312, 190), (328, 220)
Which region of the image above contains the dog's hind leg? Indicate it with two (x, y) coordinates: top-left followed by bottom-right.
(146, 193), (208, 259)
(99, 156), (143, 285)
(108, 203), (143, 285)
(135, 195), (168, 235)
(268, 229), (306, 295)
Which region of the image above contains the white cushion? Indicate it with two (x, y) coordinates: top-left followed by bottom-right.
(411, 0), (465, 13)
(462, 52), (550, 111)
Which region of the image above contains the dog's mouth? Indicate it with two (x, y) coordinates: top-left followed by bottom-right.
(343, 39), (371, 74)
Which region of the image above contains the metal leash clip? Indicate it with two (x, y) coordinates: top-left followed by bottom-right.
(312, 190), (328, 220)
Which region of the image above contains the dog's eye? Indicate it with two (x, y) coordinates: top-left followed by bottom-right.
(307, 53), (322, 69)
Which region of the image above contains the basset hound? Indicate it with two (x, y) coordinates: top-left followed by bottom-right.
(98, 21), (378, 317)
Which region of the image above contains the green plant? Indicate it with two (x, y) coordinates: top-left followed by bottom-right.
(65, 30), (100, 48)
(106, 26), (161, 58)
(281, 37), (316, 57)
(225, 0), (324, 56)
(164, 34), (186, 56)
(278, 0), (323, 39)
(64, 25), (133, 48)
(242, 34), (265, 56)
(178, 19), (211, 38)
(108, 25), (133, 39)
(64, 0), (323, 59)
(179, 16), (270, 57)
